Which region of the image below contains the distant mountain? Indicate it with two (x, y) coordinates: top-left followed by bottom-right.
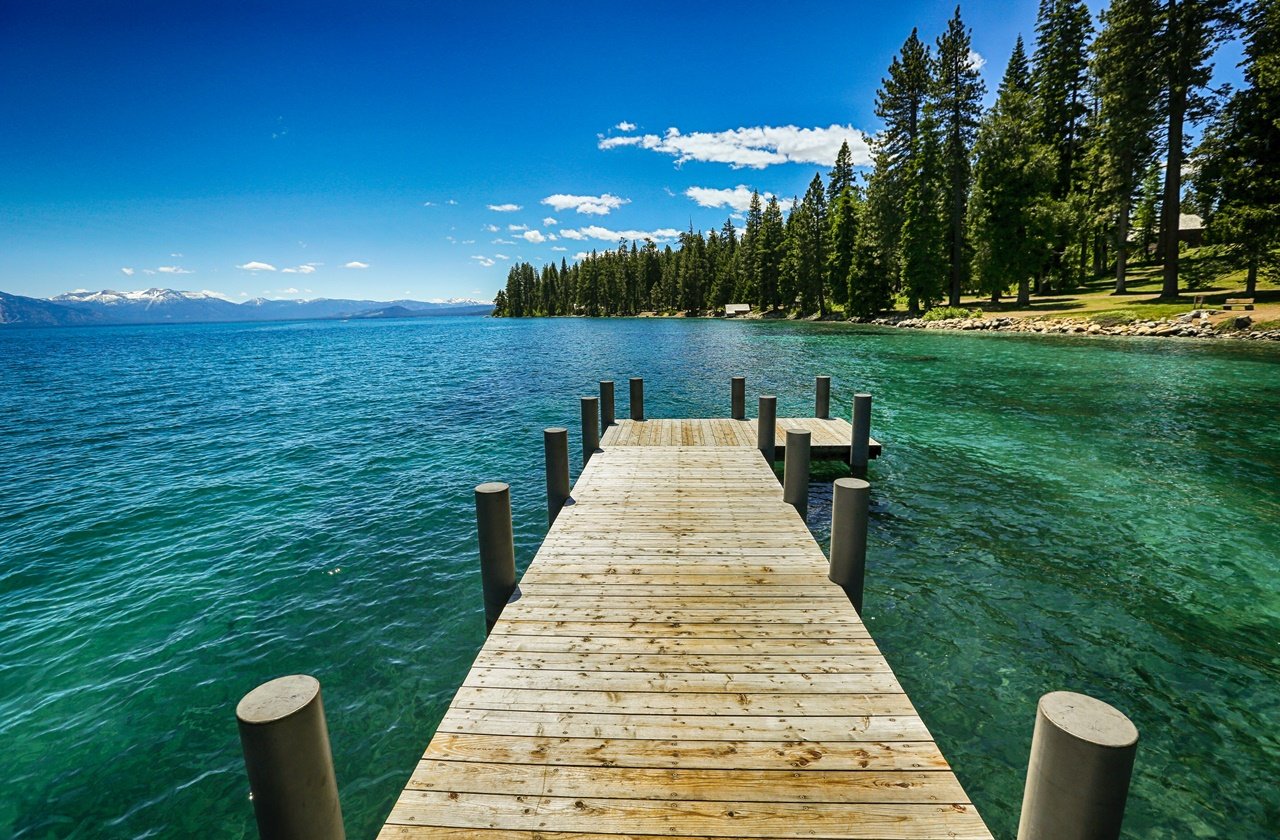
(0, 288), (493, 327)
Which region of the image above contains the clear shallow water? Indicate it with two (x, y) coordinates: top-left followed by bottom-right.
(1, 316), (1277, 839)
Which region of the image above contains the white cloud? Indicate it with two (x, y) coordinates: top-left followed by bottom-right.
(157, 266), (193, 274)
(616, 121), (637, 131)
(560, 225), (682, 243)
(471, 255), (495, 267)
(237, 261), (277, 272)
(121, 267), (135, 276)
(967, 50), (987, 70)
(541, 193), (630, 216)
(280, 287), (299, 294)
(143, 269), (156, 275)
(281, 263), (318, 274)
(521, 230), (547, 243)
(487, 203), (522, 212)
(599, 124), (873, 169)
(461, 239), (475, 244)
(508, 223), (529, 231)
(170, 252), (183, 257)
(484, 224), (499, 232)
(495, 253), (511, 260)
(543, 217), (558, 226)
(551, 246), (567, 251)
(199, 289), (232, 300)
(239, 292), (249, 297)
(344, 261), (370, 269)
(423, 201), (437, 206)
(573, 251), (590, 261)
(684, 185), (773, 212)
(447, 199), (458, 205)
(492, 238), (515, 245)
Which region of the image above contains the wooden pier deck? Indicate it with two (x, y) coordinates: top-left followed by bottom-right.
(601, 417), (883, 460)
(378, 437), (991, 838)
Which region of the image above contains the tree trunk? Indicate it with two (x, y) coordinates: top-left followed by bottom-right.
(1114, 195), (1131, 294)
(949, 183), (963, 307)
(1246, 257), (1258, 297)
(1017, 276), (1030, 307)
(1160, 0), (1186, 300)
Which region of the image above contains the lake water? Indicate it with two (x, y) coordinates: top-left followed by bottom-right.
(1, 316), (1277, 839)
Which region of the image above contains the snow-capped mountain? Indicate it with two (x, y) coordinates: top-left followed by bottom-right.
(0, 288), (493, 327)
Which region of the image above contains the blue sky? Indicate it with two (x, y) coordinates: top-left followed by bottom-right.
(0, 1), (1243, 302)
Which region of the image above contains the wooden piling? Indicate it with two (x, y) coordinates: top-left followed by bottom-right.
(1018, 692), (1139, 840)
(599, 381), (615, 432)
(475, 482), (516, 634)
(782, 429), (811, 519)
(851, 393), (872, 470)
(629, 377), (644, 421)
(757, 396), (777, 464)
(731, 376), (745, 420)
(543, 427), (570, 526)
(237, 674), (344, 840)
(581, 396), (600, 466)
(828, 477), (870, 613)
(815, 376), (831, 420)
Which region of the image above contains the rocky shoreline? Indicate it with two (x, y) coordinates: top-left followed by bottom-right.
(866, 310), (1280, 341)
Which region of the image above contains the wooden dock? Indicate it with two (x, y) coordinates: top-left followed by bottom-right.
(601, 417), (882, 460)
(377, 428), (992, 838)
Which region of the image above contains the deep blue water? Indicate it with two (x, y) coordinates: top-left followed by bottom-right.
(1, 316), (1277, 838)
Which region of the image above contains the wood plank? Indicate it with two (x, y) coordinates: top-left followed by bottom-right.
(452, 686), (917, 717)
(462, 668), (904, 695)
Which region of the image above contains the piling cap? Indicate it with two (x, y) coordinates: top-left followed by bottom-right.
(1039, 691), (1139, 749)
(476, 482), (509, 495)
(544, 427), (567, 435)
(786, 429), (811, 440)
(236, 674), (320, 725)
(834, 477), (870, 491)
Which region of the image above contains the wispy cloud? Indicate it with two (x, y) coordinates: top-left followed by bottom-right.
(508, 223), (529, 232)
(237, 261), (277, 272)
(541, 193), (630, 216)
(487, 203), (522, 212)
(616, 121), (637, 131)
(560, 225), (681, 243)
(484, 224), (499, 232)
(157, 266), (193, 274)
(685, 185), (773, 211)
(967, 50), (986, 70)
(120, 267), (135, 276)
(551, 246), (567, 251)
(344, 261), (370, 269)
(492, 238), (515, 245)
(471, 255), (495, 267)
(600, 124), (872, 169)
(494, 253), (511, 260)
(573, 251), (590, 261)
(543, 217), (558, 226)
(281, 263), (320, 274)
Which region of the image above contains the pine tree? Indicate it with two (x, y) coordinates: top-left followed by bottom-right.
(1156, 0), (1239, 298)
(828, 182), (861, 310)
(871, 29), (934, 294)
(1030, 0), (1094, 290)
(899, 118), (948, 313)
(970, 37), (1057, 306)
(827, 141), (857, 204)
(1092, 0), (1164, 293)
(758, 196), (786, 310)
(1193, 0), (1280, 296)
(929, 6), (986, 306)
(794, 174), (830, 314)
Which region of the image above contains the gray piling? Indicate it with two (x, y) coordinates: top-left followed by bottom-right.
(543, 427), (570, 526)
(1017, 691), (1139, 840)
(580, 396), (600, 466)
(816, 376), (831, 419)
(782, 429), (811, 519)
(236, 674), (345, 840)
(731, 376), (745, 420)
(828, 477), (870, 613)
(850, 393), (872, 470)
(629, 377), (644, 421)
(475, 482), (516, 634)
(757, 396), (777, 464)
(599, 380), (615, 432)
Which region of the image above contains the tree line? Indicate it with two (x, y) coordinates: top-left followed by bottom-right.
(495, 0), (1275, 318)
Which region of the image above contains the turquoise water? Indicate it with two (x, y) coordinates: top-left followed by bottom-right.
(1, 317), (1277, 839)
